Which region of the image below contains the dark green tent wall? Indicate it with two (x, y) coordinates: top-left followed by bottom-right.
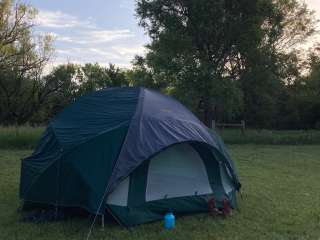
(20, 87), (241, 226)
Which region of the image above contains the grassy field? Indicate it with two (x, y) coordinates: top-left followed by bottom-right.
(1, 126), (320, 149)
(218, 129), (320, 145)
(1, 145), (319, 240)
(0, 126), (44, 149)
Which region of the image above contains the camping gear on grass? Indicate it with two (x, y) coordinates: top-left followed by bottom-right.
(164, 212), (175, 229)
(20, 87), (241, 226)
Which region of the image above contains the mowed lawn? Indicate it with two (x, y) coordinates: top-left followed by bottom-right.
(0, 145), (320, 240)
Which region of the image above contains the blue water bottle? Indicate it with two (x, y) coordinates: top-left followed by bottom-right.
(164, 212), (175, 230)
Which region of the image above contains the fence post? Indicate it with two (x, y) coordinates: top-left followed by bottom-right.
(101, 214), (105, 230)
(212, 120), (216, 129)
(241, 120), (245, 134)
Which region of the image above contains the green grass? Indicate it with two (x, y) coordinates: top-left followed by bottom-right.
(0, 126), (44, 149)
(217, 129), (320, 145)
(1, 145), (320, 239)
(1, 126), (320, 149)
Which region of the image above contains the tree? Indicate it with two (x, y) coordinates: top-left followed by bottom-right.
(287, 48), (320, 129)
(35, 63), (131, 123)
(135, 0), (318, 127)
(0, 0), (54, 125)
(136, 0), (259, 125)
(35, 64), (80, 122)
(305, 51), (320, 129)
(128, 55), (169, 90)
(78, 63), (129, 95)
(239, 0), (317, 128)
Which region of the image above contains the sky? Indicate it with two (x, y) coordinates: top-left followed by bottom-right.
(27, 0), (320, 70)
(27, 0), (149, 70)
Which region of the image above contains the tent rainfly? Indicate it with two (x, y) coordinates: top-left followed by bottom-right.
(20, 87), (241, 226)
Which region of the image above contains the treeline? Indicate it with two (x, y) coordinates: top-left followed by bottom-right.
(2, 59), (318, 129)
(0, 0), (319, 129)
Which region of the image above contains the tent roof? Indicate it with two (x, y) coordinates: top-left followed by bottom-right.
(49, 87), (140, 151)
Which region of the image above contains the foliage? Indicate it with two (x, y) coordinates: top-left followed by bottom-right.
(276, 48), (320, 129)
(239, 0), (318, 128)
(0, 0), (54, 125)
(134, 0), (318, 128)
(79, 63), (130, 94)
(38, 63), (130, 121)
(135, 0), (262, 123)
(1, 145), (320, 239)
(0, 1), (130, 125)
(0, 126), (44, 149)
(0, 60), (130, 124)
(0, 0), (319, 129)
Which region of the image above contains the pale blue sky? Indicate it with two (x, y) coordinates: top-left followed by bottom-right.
(26, 0), (319, 70)
(27, 0), (149, 69)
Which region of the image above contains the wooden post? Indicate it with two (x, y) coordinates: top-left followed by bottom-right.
(241, 120), (245, 134)
(212, 120), (216, 129)
(101, 214), (105, 230)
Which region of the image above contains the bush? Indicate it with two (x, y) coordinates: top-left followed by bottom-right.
(0, 126), (44, 149)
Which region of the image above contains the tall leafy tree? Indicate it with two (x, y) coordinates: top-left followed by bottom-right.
(78, 63), (129, 95)
(239, 0), (317, 127)
(0, 0), (53, 125)
(135, 0), (317, 127)
(286, 48), (320, 129)
(136, 0), (261, 124)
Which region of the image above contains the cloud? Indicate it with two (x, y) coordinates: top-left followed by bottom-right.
(87, 48), (124, 59)
(51, 29), (135, 45)
(36, 10), (95, 29)
(54, 45), (145, 63)
(89, 30), (134, 43)
(36, 10), (135, 44)
(112, 45), (146, 56)
(34, 9), (148, 71)
(55, 29), (134, 44)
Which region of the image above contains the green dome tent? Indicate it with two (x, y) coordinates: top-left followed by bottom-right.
(20, 87), (241, 226)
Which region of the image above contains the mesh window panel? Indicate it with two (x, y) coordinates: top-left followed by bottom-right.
(146, 143), (213, 201)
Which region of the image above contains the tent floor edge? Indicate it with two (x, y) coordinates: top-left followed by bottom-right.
(107, 193), (237, 227)
(105, 204), (128, 228)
